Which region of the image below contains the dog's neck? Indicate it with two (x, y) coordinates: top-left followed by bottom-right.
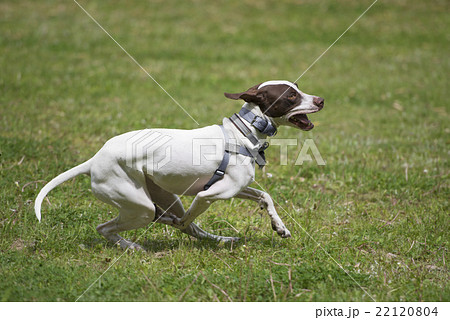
(241, 102), (277, 139)
(222, 102), (275, 153)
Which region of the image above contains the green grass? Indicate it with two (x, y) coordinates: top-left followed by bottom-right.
(0, 0), (448, 301)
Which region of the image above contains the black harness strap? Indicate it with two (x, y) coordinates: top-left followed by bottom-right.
(203, 125), (230, 191)
(229, 114), (259, 145)
(224, 142), (268, 167)
(229, 112), (269, 167)
(203, 109), (276, 190)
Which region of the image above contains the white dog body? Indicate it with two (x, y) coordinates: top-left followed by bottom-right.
(35, 80), (324, 250)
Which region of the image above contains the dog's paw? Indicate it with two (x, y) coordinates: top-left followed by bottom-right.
(280, 228), (291, 238)
(118, 239), (144, 251)
(272, 222), (291, 238)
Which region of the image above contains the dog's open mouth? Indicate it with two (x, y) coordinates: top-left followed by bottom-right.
(288, 114), (314, 131)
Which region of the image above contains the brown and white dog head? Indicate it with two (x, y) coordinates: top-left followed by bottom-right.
(225, 80), (324, 131)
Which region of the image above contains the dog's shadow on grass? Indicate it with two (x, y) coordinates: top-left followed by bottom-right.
(84, 232), (278, 254)
(141, 238), (242, 253)
(136, 229), (278, 253)
(83, 235), (245, 254)
(83, 226), (281, 254)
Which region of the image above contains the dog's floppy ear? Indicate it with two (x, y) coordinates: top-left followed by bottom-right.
(224, 84), (262, 104)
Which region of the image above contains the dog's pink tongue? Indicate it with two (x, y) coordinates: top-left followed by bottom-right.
(299, 115), (314, 130)
(305, 122), (314, 130)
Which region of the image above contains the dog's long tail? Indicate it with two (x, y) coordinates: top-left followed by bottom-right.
(34, 159), (92, 222)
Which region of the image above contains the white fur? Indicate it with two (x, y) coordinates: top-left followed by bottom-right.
(290, 92), (316, 114)
(258, 80), (301, 93)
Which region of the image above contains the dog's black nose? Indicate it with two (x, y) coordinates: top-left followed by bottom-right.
(313, 97), (324, 109)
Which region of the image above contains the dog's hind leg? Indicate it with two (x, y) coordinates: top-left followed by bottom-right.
(146, 177), (239, 242)
(96, 204), (155, 251)
(156, 209), (240, 243)
(184, 222), (240, 243)
(92, 171), (156, 250)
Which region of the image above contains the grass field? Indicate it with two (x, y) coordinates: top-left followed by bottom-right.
(0, 0), (448, 302)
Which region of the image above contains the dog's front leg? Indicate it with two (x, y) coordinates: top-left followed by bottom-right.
(174, 178), (240, 229)
(173, 192), (215, 229)
(235, 187), (291, 238)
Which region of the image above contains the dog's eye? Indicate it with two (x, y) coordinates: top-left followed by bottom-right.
(288, 92), (297, 100)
